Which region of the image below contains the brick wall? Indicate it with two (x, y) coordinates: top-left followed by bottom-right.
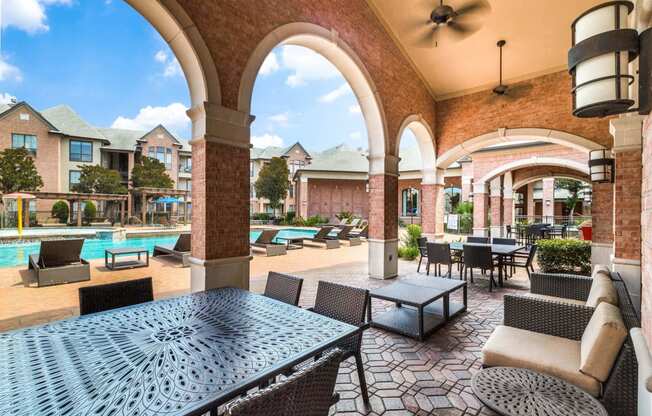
(177, 0), (436, 153)
(307, 178), (368, 219)
(436, 71), (612, 156)
(641, 114), (652, 346)
(141, 127), (181, 187)
(368, 174), (398, 240)
(592, 182), (614, 245)
(614, 150), (642, 260)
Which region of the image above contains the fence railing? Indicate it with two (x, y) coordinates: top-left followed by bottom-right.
(514, 215), (591, 227)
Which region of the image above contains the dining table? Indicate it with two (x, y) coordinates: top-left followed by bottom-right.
(448, 241), (526, 286)
(0, 288), (360, 416)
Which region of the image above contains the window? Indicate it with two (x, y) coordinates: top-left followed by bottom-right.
(288, 184), (294, 198)
(70, 140), (92, 162)
(165, 148), (172, 169)
(69, 170), (81, 186)
(12, 134), (37, 153)
(401, 188), (419, 216)
(289, 160), (305, 174)
(179, 157), (191, 172)
(250, 161), (254, 177)
(148, 146), (172, 169)
(19, 113), (29, 121)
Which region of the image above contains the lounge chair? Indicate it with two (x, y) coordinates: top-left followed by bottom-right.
(153, 233), (191, 266)
(327, 217), (348, 227)
(250, 229), (287, 256)
(348, 218), (361, 227)
(348, 224), (368, 239)
(303, 226), (340, 249)
(29, 238), (90, 287)
(328, 225), (361, 246)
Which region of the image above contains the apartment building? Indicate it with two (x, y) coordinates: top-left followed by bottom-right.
(0, 101), (192, 219)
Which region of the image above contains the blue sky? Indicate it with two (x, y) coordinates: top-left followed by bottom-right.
(0, 0), (417, 151)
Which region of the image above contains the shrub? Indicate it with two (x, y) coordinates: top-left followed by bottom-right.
(336, 211), (354, 221)
(252, 212), (271, 221)
(537, 239), (591, 275)
(51, 201), (69, 223)
(285, 211), (296, 223)
(83, 201), (97, 223)
(398, 246), (419, 260)
(291, 216), (306, 226)
(401, 224), (422, 249)
(304, 215), (328, 227)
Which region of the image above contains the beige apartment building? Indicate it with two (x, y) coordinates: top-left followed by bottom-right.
(0, 101), (192, 221)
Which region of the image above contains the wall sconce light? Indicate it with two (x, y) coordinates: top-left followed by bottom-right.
(568, 1), (652, 117)
(589, 149), (615, 183)
(545, 200), (552, 207)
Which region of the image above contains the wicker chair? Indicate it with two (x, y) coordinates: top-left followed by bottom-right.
(311, 281), (370, 405)
(224, 348), (343, 416)
(467, 236), (490, 244)
(78, 277), (153, 315)
(462, 245), (500, 291)
(499, 272), (639, 416)
(426, 242), (461, 278)
(416, 237), (428, 273)
(503, 244), (537, 278)
(264, 272), (304, 306)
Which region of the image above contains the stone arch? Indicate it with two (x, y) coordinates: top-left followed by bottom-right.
(477, 157), (590, 186)
(125, 0), (221, 137)
(512, 174), (590, 192)
(238, 22), (387, 172)
(436, 128), (604, 169)
(396, 115), (437, 184)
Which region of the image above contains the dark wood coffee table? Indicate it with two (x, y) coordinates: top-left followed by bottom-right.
(105, 247), (149, 270)
(368, 277), (467, 340)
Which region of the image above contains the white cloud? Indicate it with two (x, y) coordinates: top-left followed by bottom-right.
(259, 52), (280, 76)
(281, 45), (340, 87)
(251, 133), (284, 148)
(163, 58), (182, 78)
(0, 58), (23, 82)
(268, 112), (289, 126)
(111, 103), (190, 136)
(349, 131), (362, 141)
(1, 0), (71, 34)
(318, 83), (352, 103)
(154, 50), (168, 63)
(349, 104), (361, 114)
(0, 93), (16, 104)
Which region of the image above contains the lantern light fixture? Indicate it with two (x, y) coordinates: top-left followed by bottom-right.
(589, 149), (615, 183)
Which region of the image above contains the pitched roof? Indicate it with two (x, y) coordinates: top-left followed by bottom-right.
(302, 144), (369, 172)
(41, 105), (107, 142)
(250, 146), (287, 159)
(97, 128), (143, 151)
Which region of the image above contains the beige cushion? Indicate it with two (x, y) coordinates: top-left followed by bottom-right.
(523, 292), (586, 306)
(482, 325), (601, 396)
(580, 302), (628, 382)
(585, 272), (618, 308)
(592, 264), (610, 278)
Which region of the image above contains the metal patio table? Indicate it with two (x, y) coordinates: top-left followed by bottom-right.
(276, 236), (305, 250)
(0, 288), (359, 416)
(368, 277), (467, 340)
(105, 246), (149, 270)
(449, 242), (525, 286)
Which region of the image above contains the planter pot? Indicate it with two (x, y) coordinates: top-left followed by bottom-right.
(579, 226), (592, 241)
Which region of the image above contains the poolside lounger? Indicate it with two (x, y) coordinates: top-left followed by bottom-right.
(328, 225), (361, 246)
(28, 238), (90, 287)
(348, 224), (368, 239)
(153, 233), (191, 266)
(327, 217), (349, 227)
(348, 218), (361, 227)
(250, 229), (287, 257)
(303, 226), (340, 249)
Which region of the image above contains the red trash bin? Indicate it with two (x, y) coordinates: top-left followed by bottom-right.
(579, 226), (592, 241)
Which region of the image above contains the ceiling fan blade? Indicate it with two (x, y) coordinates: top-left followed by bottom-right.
(446, 20), (479, 40)
(455, 0), (490, 17)
(413, 26), (439, 48)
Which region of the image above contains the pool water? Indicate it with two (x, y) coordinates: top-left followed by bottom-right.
(249, 228), (317, 243)
(0, 228), (319, 268)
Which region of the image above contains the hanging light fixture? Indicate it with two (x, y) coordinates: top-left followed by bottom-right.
(589, 149), (615, 183)
(568, 1), (640, 117)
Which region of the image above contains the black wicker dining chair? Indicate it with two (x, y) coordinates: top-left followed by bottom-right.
(225, 348), (344, 416)
(426, 242), (461, 278)
(492, 238), (517, 277)
(78, 277), (153, 315)
(416, 237), (428, 273)
(504, 244), (538, 279)
(463, 245), (499, 292)
(311, 280), (370, 406)
(467, 236), (490, 244)
(264, 272), (304, 306)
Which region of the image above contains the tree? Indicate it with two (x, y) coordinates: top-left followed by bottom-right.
(0, 147), (43, 194)
(254, 157), (289, 217)
(555, 178), (584, 219)
(71, 165), (127, 194)
(131, 156), (174, 189)
(83, 201), (97, 222)
(51, 201), (69, 223)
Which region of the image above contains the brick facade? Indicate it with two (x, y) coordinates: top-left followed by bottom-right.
(306, 179), (368, 219)
(368, 174), (398, 240)
(592, 182), (614, 245)
(614, 149), (642, 260)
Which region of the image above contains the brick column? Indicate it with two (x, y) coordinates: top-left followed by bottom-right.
(460, 160), (473, 203)
(489, 176), (503, 237)
(503, 171), (513, 231)
(368, 155), (399, 279)
(189, 103), (253, 291)
(526, 183), (535, 219)
(473, 182), (489, 236)
(298, 177), (309, 218)
(610, 116), (644, 313)
(542, 177), (555, 222)
(421, 169), (445, 240)
(642, 113), (652, 346)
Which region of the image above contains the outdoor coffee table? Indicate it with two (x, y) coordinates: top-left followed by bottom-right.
(105, 247), (149, 270)
(276, 236), (304, 250)
(472, 367), (608, 416)
(368, 277), (467, 340)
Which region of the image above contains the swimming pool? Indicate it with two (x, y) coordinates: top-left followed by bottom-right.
(0, 228), (319, 268)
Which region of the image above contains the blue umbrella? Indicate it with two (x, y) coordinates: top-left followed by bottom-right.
(154, 196), (182, 203)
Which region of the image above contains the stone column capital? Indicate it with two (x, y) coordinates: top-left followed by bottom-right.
(188, 102), (254, 149)
(609, 115), (645, 152)
(368, 154), (399, 176)
(473, 182), (487, 194)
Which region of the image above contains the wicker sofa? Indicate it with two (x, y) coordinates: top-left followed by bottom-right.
(482, 266), (640, 416)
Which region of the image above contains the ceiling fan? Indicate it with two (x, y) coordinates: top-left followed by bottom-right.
(414, 0), (490, 47)
(488, 39), (532, 100)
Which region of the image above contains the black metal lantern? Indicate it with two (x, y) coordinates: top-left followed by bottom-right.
(589, 149), (615, 183)
(568, 1), (639, 118)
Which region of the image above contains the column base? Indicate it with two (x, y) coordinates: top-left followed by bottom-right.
(473, 228), (489, 237)
(368, 238), (398, 280)
(611, 256), (642, 316)
(189, 255), (251, 292)
(591, 242), (613, 266)
(490, 226), (503, 238)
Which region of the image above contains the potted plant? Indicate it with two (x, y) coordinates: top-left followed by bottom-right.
(578, 219), (592, 241)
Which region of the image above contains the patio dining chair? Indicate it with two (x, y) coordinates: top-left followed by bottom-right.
(426, 242), (461, 279)
(224, 348), (344, 416)
(264, 272), (303, 306)
(78, 277), (153, 315)
(504, 244), (538, 279)
(467, 236), (490, 244)
(492, 238), (517, 277)
(463, 245), (500, 292)
(416, 237), (428, 273)
(310, 280), (370, 406)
